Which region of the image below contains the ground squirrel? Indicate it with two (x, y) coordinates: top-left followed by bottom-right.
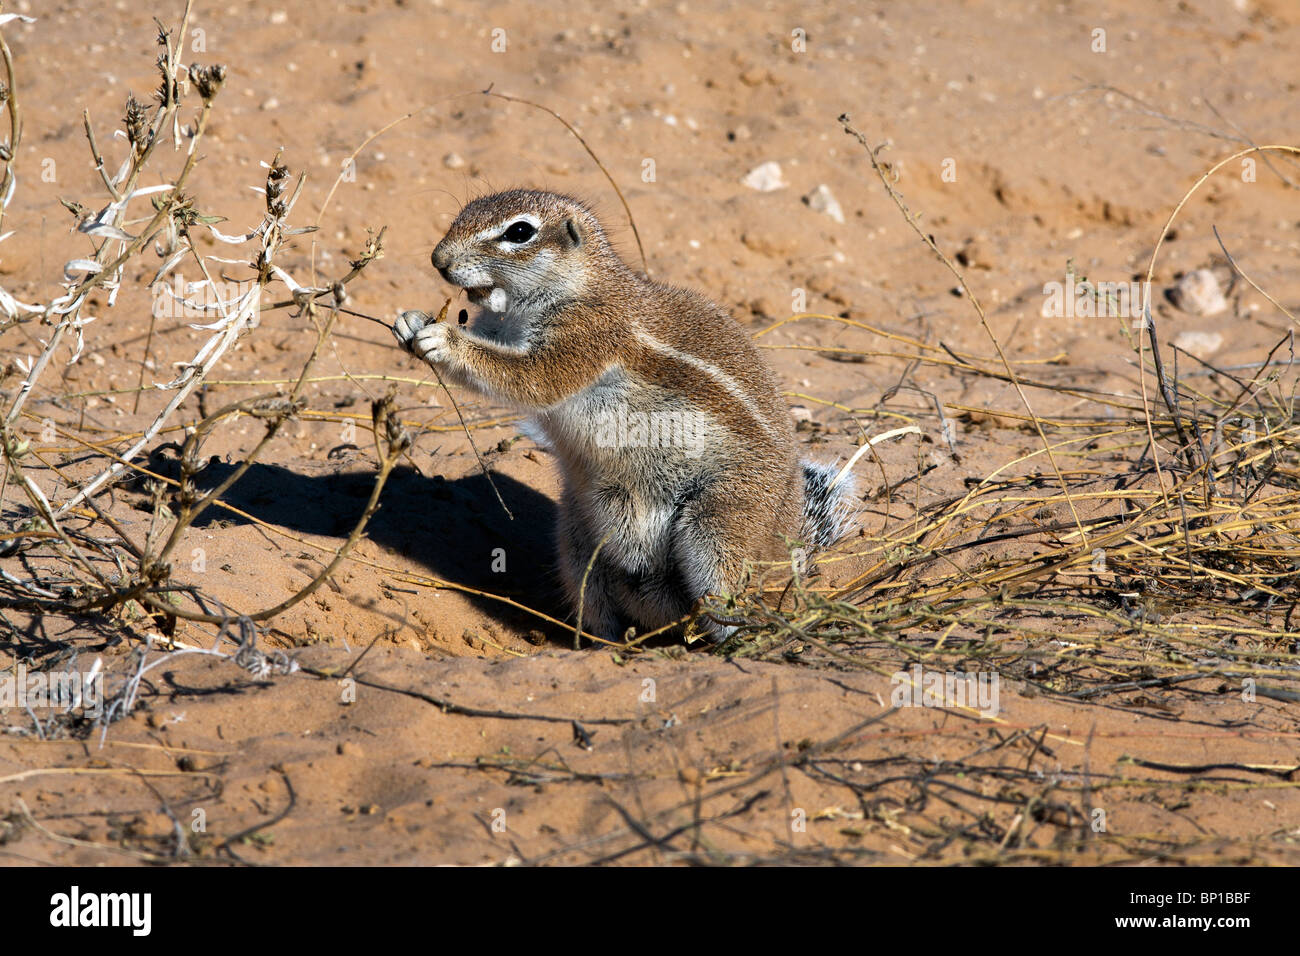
(393, 188), (855, 641)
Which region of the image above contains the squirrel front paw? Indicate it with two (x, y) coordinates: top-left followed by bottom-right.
(412, 321), (453, 365)
(393, 310), (453, 366)
(392, 310), (429, 353)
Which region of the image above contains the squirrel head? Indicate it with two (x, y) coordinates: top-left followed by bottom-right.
(430, 189), (616, 314)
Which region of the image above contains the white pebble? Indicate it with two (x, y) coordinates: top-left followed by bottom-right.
(804, 184), (845, 223)
(1168, 269), (1227, 317)
(741, 161), (787, 192)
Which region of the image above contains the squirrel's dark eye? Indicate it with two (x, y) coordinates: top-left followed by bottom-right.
(502, 220), (536, 243)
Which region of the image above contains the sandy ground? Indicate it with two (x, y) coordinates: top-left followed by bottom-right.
(1, 0), (1299, 864)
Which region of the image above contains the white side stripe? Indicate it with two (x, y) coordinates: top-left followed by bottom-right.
(633, 328), (776, 440)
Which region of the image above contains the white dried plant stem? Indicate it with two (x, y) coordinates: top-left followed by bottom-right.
(57, 273), (268, 515)
(2, 0), (197, 429)
(3, 199), (175, 431)
(57, 164), (299, 516)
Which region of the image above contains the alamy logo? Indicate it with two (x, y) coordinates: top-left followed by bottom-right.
(49, 886), (151, 936)
(1042, 275), (1149, 320)
(151, 273), (260, 320)
(593, 404), (708, 457)
(0, 663), (103, 718)
(890, 664), (1000, 717)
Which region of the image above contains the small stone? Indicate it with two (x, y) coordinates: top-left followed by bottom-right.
(739, 67), (769, 87)
(741, 161), (787, 192)
(259, 97), (279, 111)
(1167, 269), (1227, 317)
(740, 232), (794, 257)
(803, 184), (845, 223)
(956, 237), (992, 270)
(790, 405), (813, 423)
(442, 152), (466, 170)
(1172, 330), (1224, 360)
(338, 741), (364, 758)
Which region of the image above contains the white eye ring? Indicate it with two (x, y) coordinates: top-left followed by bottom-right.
(500, 220), (538, 244)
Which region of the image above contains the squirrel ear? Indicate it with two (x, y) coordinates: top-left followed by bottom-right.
(564, 218), (582, 248)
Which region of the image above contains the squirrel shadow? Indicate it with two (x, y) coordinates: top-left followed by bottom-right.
(153, 455), (570, 642)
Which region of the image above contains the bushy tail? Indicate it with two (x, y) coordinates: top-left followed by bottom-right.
(800, 459), (857, 550)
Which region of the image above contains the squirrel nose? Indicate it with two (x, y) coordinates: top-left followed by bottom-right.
(431, 242), (452, 277)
